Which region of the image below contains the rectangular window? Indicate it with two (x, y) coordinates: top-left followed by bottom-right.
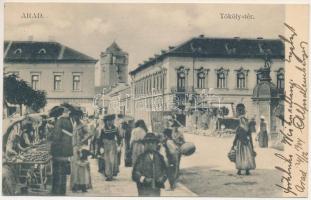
(73, 75), (81, 91)
(54, 75), (62, 91)
(149, 78), (152, 94)
(31, 74), (39, 90)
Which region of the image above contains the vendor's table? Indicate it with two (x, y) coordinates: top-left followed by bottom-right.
(6, 155), (53, 194)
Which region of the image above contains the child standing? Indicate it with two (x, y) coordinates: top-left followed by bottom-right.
(72, 149), (93, 192)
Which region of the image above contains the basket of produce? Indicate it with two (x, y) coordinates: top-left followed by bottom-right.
(180, 142), (196, 156)
(17, 151), (51, 163)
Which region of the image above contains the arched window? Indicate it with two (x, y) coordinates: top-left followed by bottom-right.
(176, 66), (188, 91)
(197, 71), (205, 89)
(177, 71), (186, 89)
(237, 72), (246, 89)
(217, 72), (226, 88)
(277, 73), (284, 89)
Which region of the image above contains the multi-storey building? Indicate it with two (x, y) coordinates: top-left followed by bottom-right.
(129, 35), (284, 131)
(4, 40), (98, 114)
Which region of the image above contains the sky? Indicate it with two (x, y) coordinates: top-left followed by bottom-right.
(4, 3), (285, 71)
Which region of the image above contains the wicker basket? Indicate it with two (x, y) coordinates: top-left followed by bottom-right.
(227, 149), (236, 162)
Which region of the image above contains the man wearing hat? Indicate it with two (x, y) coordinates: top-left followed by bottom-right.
(132, 132), (167, 196)
(99, 114), (122, 181)
(51, 106), (74, 195)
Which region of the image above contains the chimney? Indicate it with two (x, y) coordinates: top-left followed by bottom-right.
(28, 35), (33, 41)
(199, 34), (205, 38)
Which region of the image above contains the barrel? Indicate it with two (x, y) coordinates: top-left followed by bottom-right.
(180, 142), (196, 156)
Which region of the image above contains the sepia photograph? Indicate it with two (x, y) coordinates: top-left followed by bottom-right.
(1, 2), (309, 198)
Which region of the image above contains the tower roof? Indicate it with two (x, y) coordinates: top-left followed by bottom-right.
(105, 41), (126, 54)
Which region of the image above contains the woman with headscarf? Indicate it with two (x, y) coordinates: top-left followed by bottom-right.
(70, 109), (92, 192)
(232, 105), (256, 175)
(130, 120), (148, 166)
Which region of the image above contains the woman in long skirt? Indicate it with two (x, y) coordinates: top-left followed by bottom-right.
(258, 116), (269, 148)
(130, 120), (148, 165)
(232, 116), (256, 175)
(70, 112), (92, 192)
(100, 115), (122, 181)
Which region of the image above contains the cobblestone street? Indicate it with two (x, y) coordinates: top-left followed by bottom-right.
(66, 150), (196, 196)
(64, 132), (283, 197)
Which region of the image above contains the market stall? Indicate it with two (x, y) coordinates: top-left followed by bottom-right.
(3, 114), (53, 195)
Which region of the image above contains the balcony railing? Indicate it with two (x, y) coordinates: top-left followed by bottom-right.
(171, 87), (195, 94)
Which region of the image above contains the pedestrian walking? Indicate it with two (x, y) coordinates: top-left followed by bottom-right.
(51, 107), (74, 195)
(123, 121), (133, 167)
(115, 114), (125, 167)
(130, 120), (148, 165)
(70, 109), (92, 192)
(99, 114), (122, 181)
(88, 116), (99, 158)
(249, 117), (256, 134)
(132, 132), (168, 196)
(257, 116), (269, 148)
(231, 106), (256, 175)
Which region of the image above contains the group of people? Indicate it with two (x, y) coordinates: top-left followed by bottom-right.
(48, 103), (186, 196)
(5, 101), (271, 196)
(50, 106), (93, 195)
(130, 116), (186, 196)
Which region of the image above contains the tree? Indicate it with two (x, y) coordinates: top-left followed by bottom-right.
(30, 90), (47, 112)
(4, 74), (47, 115)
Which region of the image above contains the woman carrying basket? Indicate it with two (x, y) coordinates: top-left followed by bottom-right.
(231, 105), (256, 175)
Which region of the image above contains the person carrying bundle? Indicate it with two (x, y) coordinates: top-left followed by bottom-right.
(162, 116), (185, 190)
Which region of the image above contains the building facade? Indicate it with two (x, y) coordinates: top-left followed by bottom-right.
(129, 35), (285, 131)
(4, 40), (98, 114)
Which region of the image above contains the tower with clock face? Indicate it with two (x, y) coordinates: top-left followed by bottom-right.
(99, 41), (129, 88)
